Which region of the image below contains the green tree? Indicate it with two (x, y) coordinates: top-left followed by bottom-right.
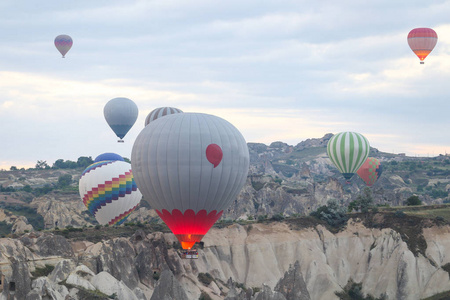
(35, 160), (50, 169)
(347, 200), (360, 213)
(10, 166), (17, 171)
(405, 195), (422, 206)
(77, 156), (94, 168)
(58, 174), (72, 187)
(356, 187), (374, 213)
(23, 185), (33, 193)
(53, 159), (66, 169)
(310, 199), (348, 227)
(53, 159), (78, 169)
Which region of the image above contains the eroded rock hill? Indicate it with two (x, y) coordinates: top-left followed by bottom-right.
(0, 216), (448, 300)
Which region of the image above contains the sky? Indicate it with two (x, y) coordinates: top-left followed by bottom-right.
(0, 0), (449, 169)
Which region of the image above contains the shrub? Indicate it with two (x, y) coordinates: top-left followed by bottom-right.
(198, 273), (214, 286)
(405, 195), (422, 206)
(251, 181), (265, 191)
(395, 210), (406, 218)
(271, 213), (285, 221)
(199, 291), (212, 300)
(58, 174), (72, 187)
(257, 215), (267, 222)
(357, 187), (375, 213)
(153, 272), (160, 281)
(31, 264), (55, 278)
(335, 279), (387, 300)
(310, 199), (348, 228)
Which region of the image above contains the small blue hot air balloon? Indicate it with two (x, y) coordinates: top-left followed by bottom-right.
(104, 98), (138, 143)
(94, 153), (125, 163)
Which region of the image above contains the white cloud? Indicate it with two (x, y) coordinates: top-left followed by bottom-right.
(0, 0), (448, 169)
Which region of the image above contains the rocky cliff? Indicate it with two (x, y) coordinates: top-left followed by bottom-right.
(0, 215), (448, 300)
(1, 134), (449, 234)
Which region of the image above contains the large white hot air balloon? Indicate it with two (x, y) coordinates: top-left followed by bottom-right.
(79, 160), (142, 225)
(131, 113), (249, 249)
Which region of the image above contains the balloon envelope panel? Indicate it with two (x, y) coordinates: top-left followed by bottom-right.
(131, 113), (249, 249)
(145, 107), (183, 126)
(94, 153), (124, 163)
(79, 160), (142, 225)
(327, 132), (370, 181)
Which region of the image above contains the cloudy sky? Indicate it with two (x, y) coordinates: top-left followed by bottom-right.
(0, 0), (449, 169)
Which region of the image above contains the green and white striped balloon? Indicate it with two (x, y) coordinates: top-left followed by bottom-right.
(327, 132), (370, 181)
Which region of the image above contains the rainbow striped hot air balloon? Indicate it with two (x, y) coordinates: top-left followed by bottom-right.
(145, 107), (183, 126)
(407, 28), (438, 64)
(79, 160), (142, 225)
(327, 132), (370, 182)
(357, 157), (383, 187)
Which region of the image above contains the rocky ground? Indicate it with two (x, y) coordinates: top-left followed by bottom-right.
(0, 214), (449, 299)
(0, 135), (449, 299)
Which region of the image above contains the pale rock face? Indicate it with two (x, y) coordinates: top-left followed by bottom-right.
(65, 265), (96, 291)
(91, 271), (140, 300)
(127, 207), (159, 223)
(195, 221), (450, 300)
(150, 269), (189, 300)
(48, 259), (76, 283)
(32, 195), (90, 229)
(254, 284), (286, 300)
(12, 216), (33, 234)
(390, 175), (406, 185)
(2, 217), (450, 300)
(26, 277), (68, 300)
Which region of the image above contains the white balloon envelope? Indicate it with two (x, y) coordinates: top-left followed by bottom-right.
(79, 160), (142, 225)
(131, 113), (249, 249)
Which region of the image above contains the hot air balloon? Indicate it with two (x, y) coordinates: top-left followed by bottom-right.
(327, 132), (370, 183)
(79, 160), (142, 225)
(131, 113), (249, 250)
(104, 98), (139, 143)
(357, 157), (382, 187)
(407, 28), (438, 64)
(94, 153), (125, 163)
(54, 35), (73, 58)
(145, 107), (183, 126)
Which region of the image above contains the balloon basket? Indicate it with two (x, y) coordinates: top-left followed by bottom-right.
(179, 249), (199, 259)
(420, 61), (424, 64)
(118, 139), (124, 143)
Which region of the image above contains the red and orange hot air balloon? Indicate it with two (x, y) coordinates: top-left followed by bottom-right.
(407, 28), (438, 64)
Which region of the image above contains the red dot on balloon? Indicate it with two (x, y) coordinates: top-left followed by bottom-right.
(206, 144), (223, 168)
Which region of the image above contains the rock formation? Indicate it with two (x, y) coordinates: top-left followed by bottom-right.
(0, 216), (446, 299)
